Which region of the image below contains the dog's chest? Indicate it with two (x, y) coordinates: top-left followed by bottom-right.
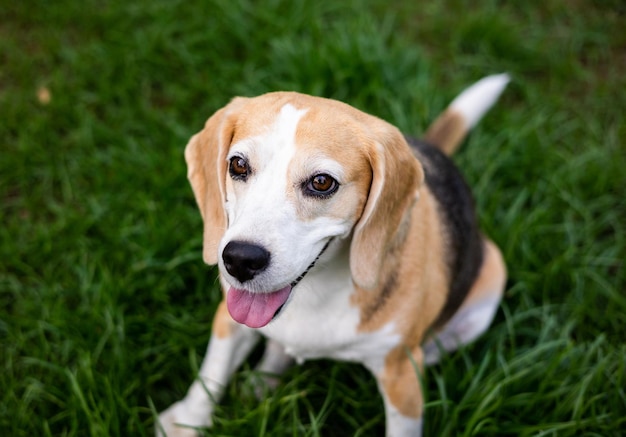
(259, 265), (401, 368)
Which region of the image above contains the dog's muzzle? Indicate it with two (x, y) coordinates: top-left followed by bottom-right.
(223, 239), (333, 329)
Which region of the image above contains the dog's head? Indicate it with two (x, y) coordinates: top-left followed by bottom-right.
(185, 92), (423, 328)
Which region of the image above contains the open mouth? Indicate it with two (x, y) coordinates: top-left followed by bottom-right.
(226, 239), (332, 328)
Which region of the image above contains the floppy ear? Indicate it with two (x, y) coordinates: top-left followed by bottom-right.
(184, 98), (247, 265)
(350, 124), (424, 290)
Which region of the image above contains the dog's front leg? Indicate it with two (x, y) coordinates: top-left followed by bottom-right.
(368, 347), (425, 437)
(156, 301), (260, 437)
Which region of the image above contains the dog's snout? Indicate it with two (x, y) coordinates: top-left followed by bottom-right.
(222, 241), (271, 283)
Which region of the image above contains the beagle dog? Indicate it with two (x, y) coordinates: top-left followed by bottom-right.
(157, 74), (509, 437)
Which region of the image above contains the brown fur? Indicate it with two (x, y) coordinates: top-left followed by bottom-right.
(423, 109), (467, 156)
(348, 125), (424, 291)
(451, 239), (506, 311)
(351, 188), (448, 339)
(213, 301), (235, 339)
(381, 345), (424, 417)
(350, 188), (449, 418)
(185, 99), (248, 265)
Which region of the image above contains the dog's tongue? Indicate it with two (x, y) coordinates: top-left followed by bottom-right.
(226, 285), (292, 328)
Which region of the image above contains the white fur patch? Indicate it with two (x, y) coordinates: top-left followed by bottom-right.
(449, 73), (510, 128)
(260, 240), (401, 366)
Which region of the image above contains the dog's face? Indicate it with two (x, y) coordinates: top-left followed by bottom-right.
(185, 93), (423, 327)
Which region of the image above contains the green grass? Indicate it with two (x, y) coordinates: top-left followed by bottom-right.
(1, 0), (625, 435)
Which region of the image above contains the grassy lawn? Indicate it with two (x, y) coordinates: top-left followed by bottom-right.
(1, 0), (625, 435)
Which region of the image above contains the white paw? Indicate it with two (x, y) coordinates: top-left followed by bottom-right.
(155, 401), (208, 437)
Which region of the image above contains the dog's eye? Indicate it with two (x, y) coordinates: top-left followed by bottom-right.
(229, 156), (250, 180)
(305, 173), (339, 198)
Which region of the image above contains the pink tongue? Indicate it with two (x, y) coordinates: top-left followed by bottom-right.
(226, 285), (292, 328)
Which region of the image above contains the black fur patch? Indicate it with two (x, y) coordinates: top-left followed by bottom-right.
(405, 136), (484, 329)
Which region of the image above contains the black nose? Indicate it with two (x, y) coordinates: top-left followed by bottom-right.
(222, 241), (271, 283)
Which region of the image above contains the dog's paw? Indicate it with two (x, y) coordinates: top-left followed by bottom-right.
(155, 401), (208, 437)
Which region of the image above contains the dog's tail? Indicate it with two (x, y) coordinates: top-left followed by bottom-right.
(424, 74), (510, 156)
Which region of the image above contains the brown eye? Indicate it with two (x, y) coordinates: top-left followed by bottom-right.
(305, 173), (339, 198)
(229, 156), (249, 180)
(312, 174), (332, 191)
